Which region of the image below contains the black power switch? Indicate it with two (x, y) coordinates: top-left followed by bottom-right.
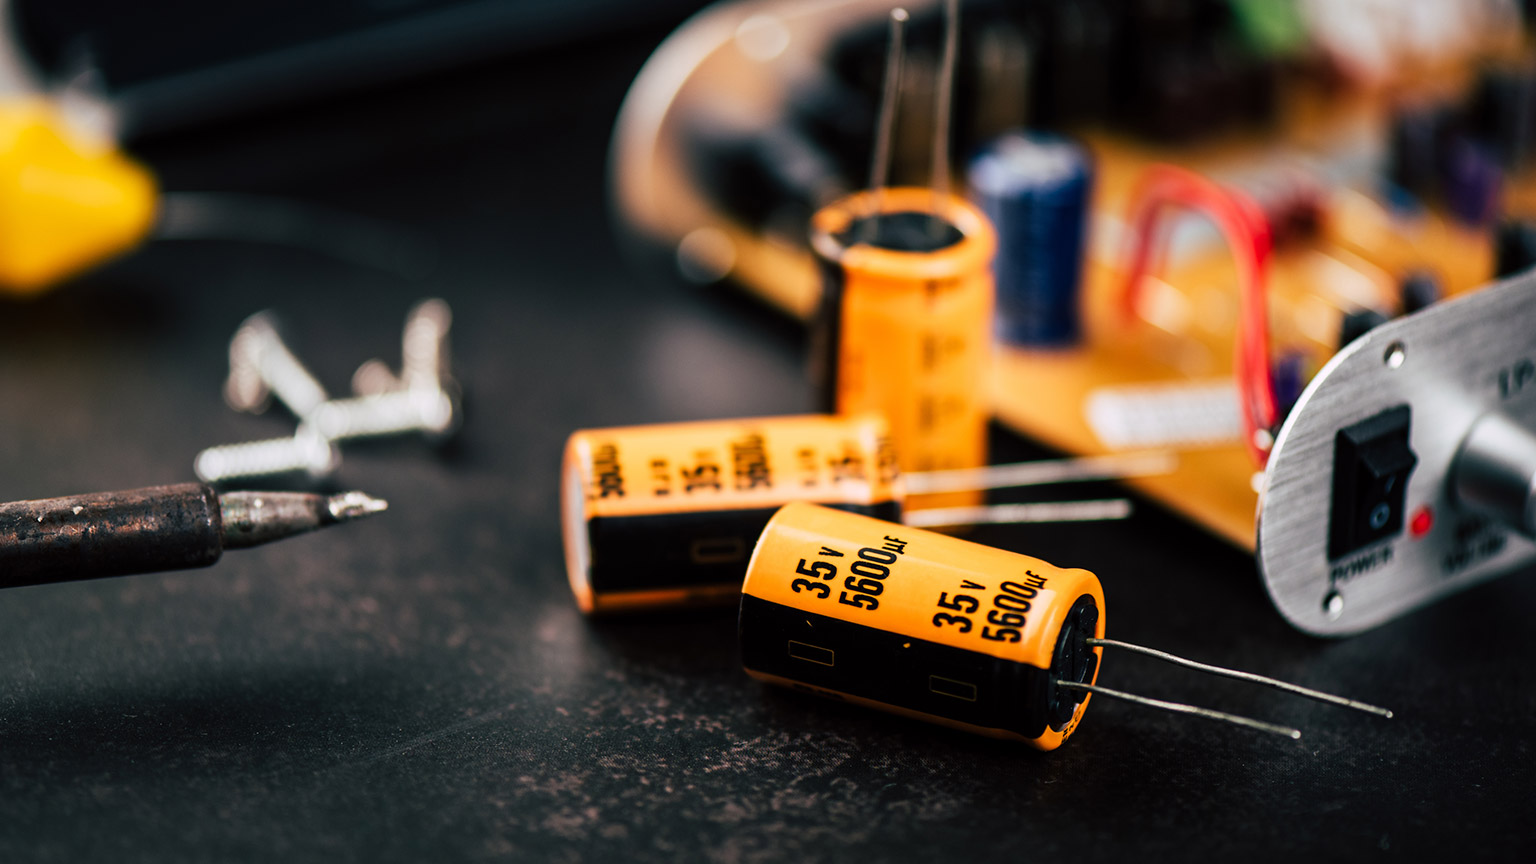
(1328, 405), (1418, 560)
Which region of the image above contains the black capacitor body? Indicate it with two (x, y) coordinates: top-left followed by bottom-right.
(0, 483), (222, 588)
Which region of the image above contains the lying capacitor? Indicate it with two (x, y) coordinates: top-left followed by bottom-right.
(562, 414), (1168, 614)
(562, 414), (899, 614)
(739, 503), (1393, 749)
(967, 130), (1092, 346)
(740, 500), (1103, 748)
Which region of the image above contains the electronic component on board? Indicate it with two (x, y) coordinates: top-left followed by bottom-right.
(1493, 218), (1536, 276)
(1468, 62), (1536, 171)
(967, 130), (1092, 346)
(562, 413), (1172, 614)
(1338, 307), (1390, 349)
(1442, 138), (1502, 226)
(1398, 271), (1442, 314)
(739, 502), (1391, 748)
(1385, 103), (1453, 207)
(681, 109), (848, 239)
(810, 7), (994, 504)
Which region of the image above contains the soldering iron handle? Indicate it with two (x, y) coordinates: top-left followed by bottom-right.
(0, 483), (223, 588)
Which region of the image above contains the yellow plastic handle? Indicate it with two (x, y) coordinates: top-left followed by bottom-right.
(0, 100), (157, 296)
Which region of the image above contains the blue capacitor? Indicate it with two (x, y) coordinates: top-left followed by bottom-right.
(967, 131), (1093, 346)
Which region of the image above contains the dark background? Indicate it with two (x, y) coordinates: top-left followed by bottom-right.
(0, 12), (1533, 863)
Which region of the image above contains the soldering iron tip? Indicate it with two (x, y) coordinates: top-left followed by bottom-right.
(327, 491), (389, 522)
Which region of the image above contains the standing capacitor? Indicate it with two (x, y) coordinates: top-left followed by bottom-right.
(562, 414), (899, 614)
(739, 503), (1393, 749)
(967, 130), (1093, 346)
(810, 6), (996, 508)
(809, 187), (996, 500)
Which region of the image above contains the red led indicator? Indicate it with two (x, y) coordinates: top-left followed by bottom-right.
(1409, 506), (1434, 538)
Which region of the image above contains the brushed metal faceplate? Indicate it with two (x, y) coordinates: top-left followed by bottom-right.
(1258, 274), (1536, 635)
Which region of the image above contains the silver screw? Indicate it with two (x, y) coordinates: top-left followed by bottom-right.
(223, 311), (330, 419)
(349, 298), (456, 397)
(199, 298), (458, 484)
(402, 297), (453, 393)
(225, 327), (271, 415)
(194, 425), (339, 483)
(310, 389), (457, 442)
(339, 297), (460, 442)
(350, 358), (401, 396)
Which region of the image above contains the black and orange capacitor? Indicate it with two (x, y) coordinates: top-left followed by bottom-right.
(739, 503), (1394, 747)
(739, 501), (1103, 750)
(810, 187), (996, 510)
(562, 414), (899, 614)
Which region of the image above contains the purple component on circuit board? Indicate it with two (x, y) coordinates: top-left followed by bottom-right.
(1442, 138), (1503, 226)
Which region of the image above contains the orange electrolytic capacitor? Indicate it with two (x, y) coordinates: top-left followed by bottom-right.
(562, 414), (900, 614)
(809, 187), (996, 509)
(738, 502), (1394, 749)
(561, 413), (1171, 615)
(805, 6), (995, 510)
(740, 500), (1102, 749)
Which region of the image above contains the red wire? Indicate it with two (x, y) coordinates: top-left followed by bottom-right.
(1118, 164), (1278, 466)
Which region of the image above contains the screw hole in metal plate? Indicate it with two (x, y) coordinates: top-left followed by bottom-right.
(1323, 590), (1345, 620)
(1384, 342), (1406, 369)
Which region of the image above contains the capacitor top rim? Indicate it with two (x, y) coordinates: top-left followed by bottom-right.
(967, 130), (1092, 197)
(811, 187), (996, 282)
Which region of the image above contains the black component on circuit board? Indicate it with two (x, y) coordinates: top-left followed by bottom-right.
(1338, 308), (1390, 350)
(1399, 271), (1443, 315)
(1494, 218), (1536, 277)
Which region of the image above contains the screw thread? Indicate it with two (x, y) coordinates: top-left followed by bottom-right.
(195, 431), (338, 483)
(311, 391), (454, 441)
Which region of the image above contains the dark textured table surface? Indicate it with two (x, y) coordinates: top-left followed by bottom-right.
(1, 24), (1533, 864)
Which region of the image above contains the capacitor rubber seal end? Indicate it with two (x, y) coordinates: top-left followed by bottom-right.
(1045, 595), (1101, 730)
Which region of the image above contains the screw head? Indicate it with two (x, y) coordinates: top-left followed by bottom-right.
(351, 358), (401, 396)
(224, 322), (273, 413)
